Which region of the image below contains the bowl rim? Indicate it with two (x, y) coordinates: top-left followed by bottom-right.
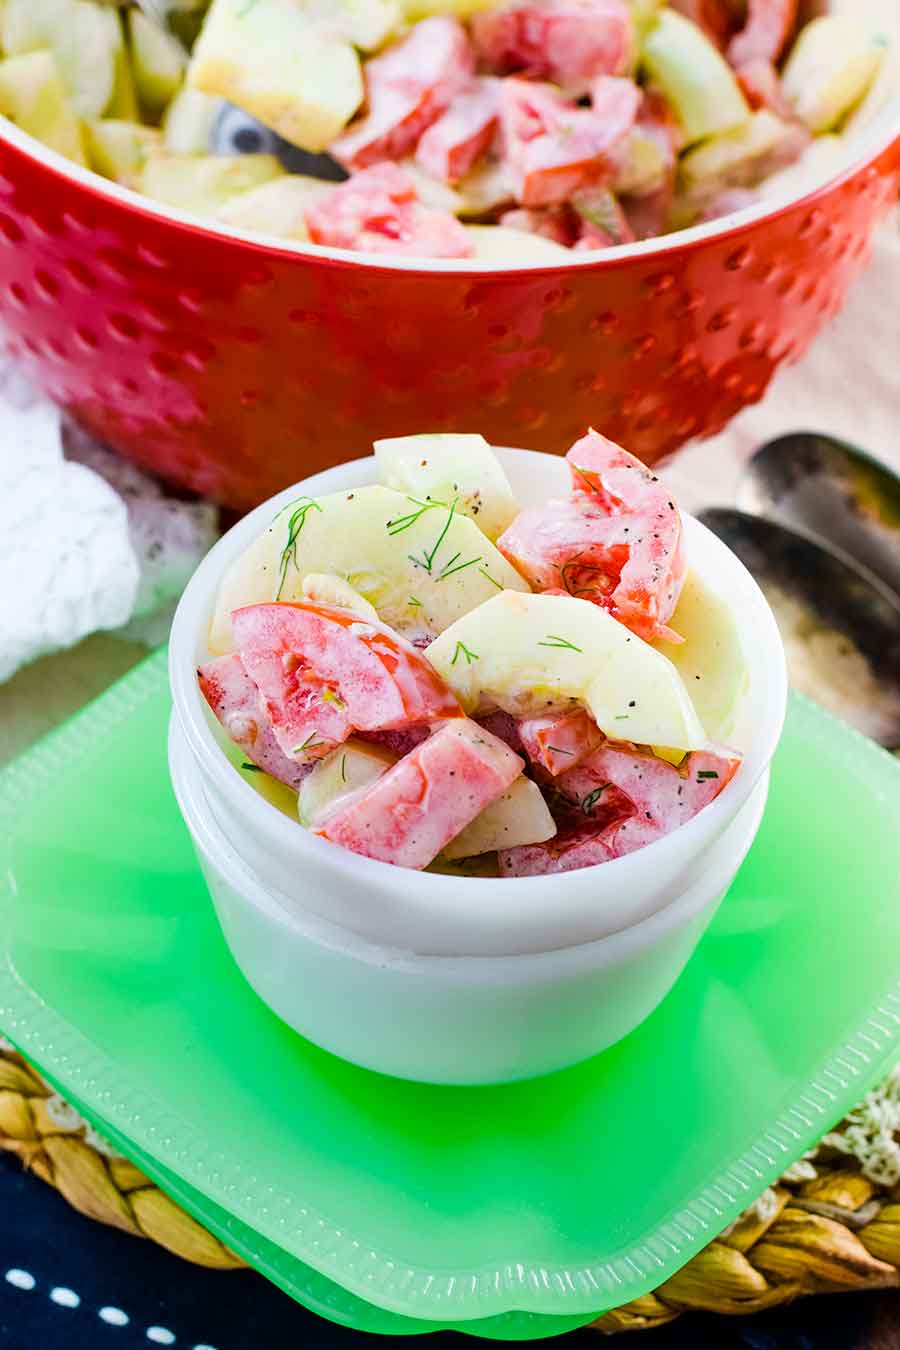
(1, 70), (899, 275)
(169, 445), (788, 926)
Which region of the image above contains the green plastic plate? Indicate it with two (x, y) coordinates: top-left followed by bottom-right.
(2, 651), (900, 1330)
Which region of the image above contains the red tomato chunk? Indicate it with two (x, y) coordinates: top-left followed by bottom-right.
(305, 163), (473, 258)
(198, 652), (312, 790)
(498, 430), (686, 642)
(315, 719), (524, 869)
(232, 601), (461, 764)
(331, 16), (475, 170)
(472, 0), (633, 96)
(416, 77), (501, 183)
(517, 708), (605, 775)
(499, 76), (640, 207)
(729, 0), (799, 67)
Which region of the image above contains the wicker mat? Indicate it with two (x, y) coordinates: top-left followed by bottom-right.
(2, 1044), (899, 1334)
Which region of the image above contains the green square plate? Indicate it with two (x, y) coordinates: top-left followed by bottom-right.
(2, 651), (900, 1332)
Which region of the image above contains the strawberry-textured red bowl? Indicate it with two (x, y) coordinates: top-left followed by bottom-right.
(0, 96), (898, 511)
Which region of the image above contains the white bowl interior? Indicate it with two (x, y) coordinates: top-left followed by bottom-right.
(169, 446), (787, 957)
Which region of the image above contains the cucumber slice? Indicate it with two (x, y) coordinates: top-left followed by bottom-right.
(106, 11), (138, 121)
(464, 224), (570, 262)
(782, 15), (885, 133)
(139, 150), (284, 213)
(679, 110), (788, 193)
(188, 0), (364, 152)
(612, 126), (668, 196)
(0, 51), (86, 163)
(374, 433), (519, 542)
(85, 118), (162, 186)
(442, 776), (556, 859)
(650, 567), (747, 745)
(403, 0), (497, 16)
(1, 0), (122, 120)
(641, 9), (749, 145)
(298, 740), (396, 828)
(298, 573), (380, 622)
(427, 591), (707, 751)
(456, 158), (514, 217)
(215, 174), (334, 238)
(208, 484), (529, 655)
(162, 86), (223, 153)
(128, 9), (187, 120)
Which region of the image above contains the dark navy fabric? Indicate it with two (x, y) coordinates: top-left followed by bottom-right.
(1, 1153), (898, 1349)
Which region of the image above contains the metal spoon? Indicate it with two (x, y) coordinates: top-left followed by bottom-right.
(738, 432), (900, 601)
(699, 508), (900, 751)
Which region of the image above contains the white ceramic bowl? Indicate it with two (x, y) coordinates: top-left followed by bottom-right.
(170, 717), (769, 1083)
(168, 446), (787, 1081)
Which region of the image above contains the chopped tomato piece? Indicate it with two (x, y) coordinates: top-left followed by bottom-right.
(330, 16), (474, 171)
(499, 76), (639, 207)
(500, 741), (740, 873)
(728, 0), (798, 67)
(472, 0), (633, 96)
(555, 741), (742, 858)
(734, 58), (794, 117)
(416, 77), (500, 183)
(305, 163), (474, 258)
(315, 719), (524, 869)
(499, 205), (577, 246)
(517, 708), (605, 775)
(198, 653), (312, 790)
(666, 0), (736, 49)
(232, 601), (461, 764)
(497, 431), (686, 643)
(498, 782), (634, 875)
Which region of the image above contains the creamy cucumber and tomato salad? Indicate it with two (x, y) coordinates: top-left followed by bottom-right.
(199, 432), (746, 876)
(0, 0), (889, 259)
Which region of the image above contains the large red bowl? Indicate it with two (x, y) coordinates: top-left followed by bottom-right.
(0, 104), (898, 511)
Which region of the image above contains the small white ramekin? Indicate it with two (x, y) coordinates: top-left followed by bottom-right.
(169, 446), (786, 1082)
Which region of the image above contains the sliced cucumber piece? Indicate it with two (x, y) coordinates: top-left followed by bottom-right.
(139, 150), (284, 213)
(298, 573), (380, 622)
(1, 0), (122, 120)
(464, 224), (570, 262)
(680, 110), (788, 193)
(442, 776), (556, 860)
(208, 484), (529, 655)
(162, 86), (223, 153)
(403, 0), (497, 15)
(128, 9), (187, 120)
(188, 0), (363, 152)
(85, 118), (162, 186)
(0, 51), (86, 163)
(375, 434), (519, 543)
(650, 568), (747, 745)
(298, 739), (396, 828)
(612, 126), (668, 196)
(427, 591), (707, 751)
(215, 174), (334, 237)
(641, 9), (749, 145)
(782, 15), (885, 133)
(456, 158), (514, 217)
(106, 11), (139, 121)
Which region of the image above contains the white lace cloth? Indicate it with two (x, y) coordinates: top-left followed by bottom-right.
(0, 365), (219, 683)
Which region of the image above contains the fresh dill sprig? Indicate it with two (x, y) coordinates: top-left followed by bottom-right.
(340, 754), (347, 783)
(582, 783), (611, 815)
(538, 635), (583, 652)
(385, 497), (445, 537)
(276, 497), (322, 599)
(697, 770), (719, 780)
(293, 731), (325, 754)
(409, 499), (458, 574)
(450, 641), (479, 666)
(241, 762), (262, 772)
(478, 567), (503, 590)
(439, 555), (482, 581)
(321, 689), (345, 708)
(407, 596), (423, 608)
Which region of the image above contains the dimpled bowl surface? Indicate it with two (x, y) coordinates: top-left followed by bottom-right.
(0, 111), (897, 509)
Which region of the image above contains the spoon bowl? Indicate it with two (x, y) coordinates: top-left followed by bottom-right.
(738, 432), (900, 600)
(699, 507), (900, 751)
